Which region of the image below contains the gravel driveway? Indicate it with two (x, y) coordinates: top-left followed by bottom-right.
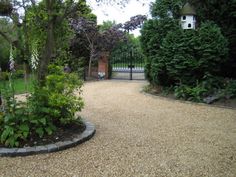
(1, 80), (236, 177)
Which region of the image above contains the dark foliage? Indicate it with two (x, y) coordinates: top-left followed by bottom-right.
(123, 15), (147, 32)
(188, 0), (236, 77)
(140, 18), (179, 83)
(140, 0), (233, 102)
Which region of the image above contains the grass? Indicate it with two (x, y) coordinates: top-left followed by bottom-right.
(0, 77), (34, 94)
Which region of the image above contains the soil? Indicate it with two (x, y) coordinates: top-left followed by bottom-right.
(0, 122), (86, 148)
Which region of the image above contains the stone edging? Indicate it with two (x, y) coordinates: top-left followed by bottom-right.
(0, 120), (96, 157)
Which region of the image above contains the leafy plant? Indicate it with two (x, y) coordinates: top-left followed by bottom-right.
(0, 71), (9, 81)
(174, 83), (207, 102)
(0, 64), (84, 147)
(29, 65), (84, 126)
(12, 69), (24, 79)
(219, 80), (236, 99)
(0, 84), (30, 147)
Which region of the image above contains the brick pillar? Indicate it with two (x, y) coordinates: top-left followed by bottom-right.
(98, 52), (109, 79)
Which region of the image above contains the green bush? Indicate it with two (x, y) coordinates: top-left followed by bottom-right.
(147, 22), (228, 86)
(0, 76), (57, 147)
(0, 65), (84, 147)
(0, 71), (9, 81)
(173, 76), (236, 102)
(0, 70), (24, 81)
(220, 80), (236, 99)
(29, 64), (84, 125)
(140, 18), (179, 83)
(13, 69), (25, 79)
(174, 83), (207, 102)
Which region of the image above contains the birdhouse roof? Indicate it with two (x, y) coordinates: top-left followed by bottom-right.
(181, 2), (196, 15)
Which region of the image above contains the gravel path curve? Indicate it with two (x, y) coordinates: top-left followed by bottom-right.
(1, 80), (236, 177)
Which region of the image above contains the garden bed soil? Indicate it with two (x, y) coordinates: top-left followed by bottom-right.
(145, 85), (236, 109)
(0, 122), (86, 148)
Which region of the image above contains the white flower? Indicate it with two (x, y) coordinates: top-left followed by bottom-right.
(31, 42), (39, 70)
(9, 45), (15, 72)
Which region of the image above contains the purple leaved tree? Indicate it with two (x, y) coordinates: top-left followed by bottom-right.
(71, 17), (126, 77)
(123, 15), (147, 32)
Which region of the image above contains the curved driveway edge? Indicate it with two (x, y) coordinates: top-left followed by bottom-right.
(141, 87), (236, 110)
(0, 120), (96, 157)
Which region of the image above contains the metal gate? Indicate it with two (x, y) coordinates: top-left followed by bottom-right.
(110, 47), (145, 80)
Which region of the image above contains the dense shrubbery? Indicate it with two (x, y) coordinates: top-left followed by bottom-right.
(0, 72), (9, 81)
(0, 70), (25, 81)
(150, 22), (228, 86)
(12, 70), (25, 79)
(140, 0), (236, 102)
(141, 21), (232, 102)
(0, 65), (84, 147)
(29, 65), (84, 125)
(140, 18), (179, 83)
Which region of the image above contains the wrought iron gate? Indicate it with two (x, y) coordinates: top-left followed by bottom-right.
(110, 47), (145, 80)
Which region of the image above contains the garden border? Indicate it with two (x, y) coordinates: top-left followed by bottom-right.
(0, 120), (96, 157)
(141, 87), (236, 111)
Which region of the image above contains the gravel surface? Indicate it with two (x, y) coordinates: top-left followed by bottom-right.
(1, 80), (236, 177)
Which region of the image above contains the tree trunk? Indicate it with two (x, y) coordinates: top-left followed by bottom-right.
(88, 55), (92, 77)
(37, 0), (55, 85)
(88, 46), (95, 77)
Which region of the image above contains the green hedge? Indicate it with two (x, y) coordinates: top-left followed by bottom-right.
(140, 18), (180, 83)
(144, 21), (228, 86)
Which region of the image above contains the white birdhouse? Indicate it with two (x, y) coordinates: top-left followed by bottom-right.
(180, 2), (196, 30)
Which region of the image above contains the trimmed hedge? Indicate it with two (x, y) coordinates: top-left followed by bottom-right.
(143, 21), (228, 87)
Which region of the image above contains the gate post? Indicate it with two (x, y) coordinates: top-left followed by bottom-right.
(98, 52), (109, 80)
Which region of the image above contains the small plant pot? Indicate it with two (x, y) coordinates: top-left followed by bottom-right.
(0, 1), (13, 16)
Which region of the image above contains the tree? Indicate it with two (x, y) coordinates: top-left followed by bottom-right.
(99, 20), (116, 31)
(151, 22), (228, 86)
(140, 17), (179, 83)
(71, 17), (99, 77)
(34, 0), (148, 83)
(71, 17), (126, 77)
(188, 0), (236, 77)
(150, 0), (183, 18)
(140, 0), (229, 86)
(0, 0), (150, 84)
(0, 19), (12, 71)
(0, 0), (91, 84)
(0, 0), (30, 64)
(148, 0), (236, 78)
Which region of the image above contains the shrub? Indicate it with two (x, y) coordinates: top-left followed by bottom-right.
(0, 71), (9, 81)
(13, 69), (25, 79)
(174, 83), (207, 102)
(148, 21), (228, 86)
(140, 18), (179, 83)
(220, 80), (236, 99)
(0, 78), (57, 147)
(29, 65), (84, 126)
(0, 64), (84, 147)
(0, 70), (24, 81)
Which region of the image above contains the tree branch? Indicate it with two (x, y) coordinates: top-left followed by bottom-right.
(56, 1), (78, 23)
